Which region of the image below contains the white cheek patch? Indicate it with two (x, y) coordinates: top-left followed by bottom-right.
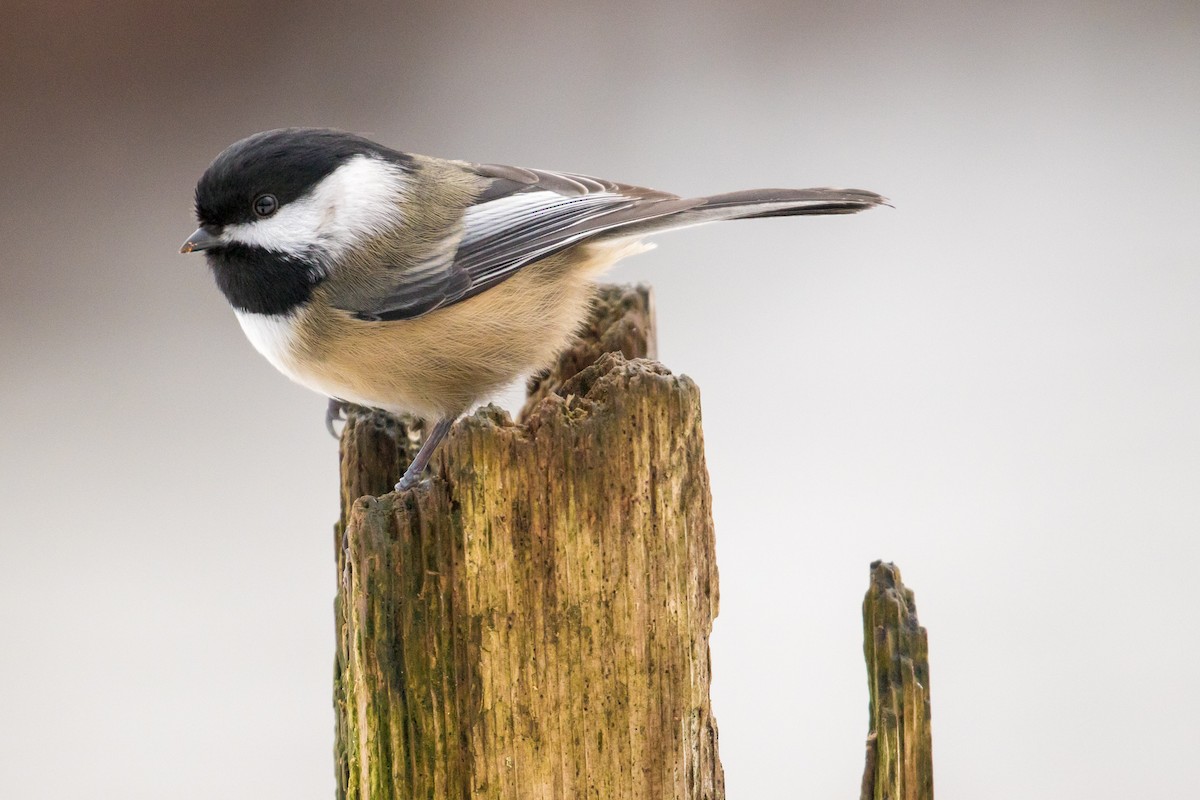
(223, 199), (325, 255)
(223, 155), (408, 260)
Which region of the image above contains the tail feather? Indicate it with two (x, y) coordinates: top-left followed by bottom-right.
(691, 187), (886, 219)
(610, 187), (886, 239)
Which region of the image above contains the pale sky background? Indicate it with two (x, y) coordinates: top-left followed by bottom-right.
(2, 2), (1198, 798)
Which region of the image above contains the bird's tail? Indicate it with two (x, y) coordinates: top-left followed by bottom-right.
(690, 187), (886, 220)
(609, 187), (887, 240)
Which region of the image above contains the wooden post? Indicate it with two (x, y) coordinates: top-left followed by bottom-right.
(861, 561), (934, 800)
(332, 285), (723, 800)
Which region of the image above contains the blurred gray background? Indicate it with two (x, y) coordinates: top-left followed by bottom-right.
(2, 1), (1198, 798)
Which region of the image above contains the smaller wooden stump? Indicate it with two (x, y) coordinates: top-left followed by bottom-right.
(861, 561), (934, 800)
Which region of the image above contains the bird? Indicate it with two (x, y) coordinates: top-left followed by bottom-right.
(181, 128), (884, 491)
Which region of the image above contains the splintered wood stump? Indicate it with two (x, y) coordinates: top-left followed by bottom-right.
(333, 285), (723, 800)
(861, 561), (934, 800)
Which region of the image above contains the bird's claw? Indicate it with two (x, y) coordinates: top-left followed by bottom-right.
(394, 474), (429, 493)
(326, 398), (349, 439)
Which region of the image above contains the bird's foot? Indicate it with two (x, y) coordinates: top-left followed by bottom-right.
(394, 472), (430, 493)
(392, 416), (455, 493)
(325, 398), (350, 439)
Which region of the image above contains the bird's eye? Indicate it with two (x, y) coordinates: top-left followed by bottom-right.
(253, 194), (278, 218)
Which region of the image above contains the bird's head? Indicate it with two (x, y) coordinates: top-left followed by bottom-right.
(180, 128), (412, 314)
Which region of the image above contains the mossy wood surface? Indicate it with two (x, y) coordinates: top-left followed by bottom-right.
(333, 285), (723, 800)
(861, 561), (934, 800)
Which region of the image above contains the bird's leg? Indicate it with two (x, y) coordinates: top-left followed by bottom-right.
(325, 397), (350, 439)
(395, 417), (454, 492)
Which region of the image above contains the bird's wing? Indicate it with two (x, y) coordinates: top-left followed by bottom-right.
(346, 163), (700, 321)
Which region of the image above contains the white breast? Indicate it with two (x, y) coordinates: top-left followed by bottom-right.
(235, 310), (305, 380)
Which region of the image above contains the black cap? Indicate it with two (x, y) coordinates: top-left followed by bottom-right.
(193, 128), (413, 228)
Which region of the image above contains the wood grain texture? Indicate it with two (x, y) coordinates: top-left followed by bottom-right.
(861, 561), (934, 800)
(520, 283), (657, 420)
(333, 284), (722, 800)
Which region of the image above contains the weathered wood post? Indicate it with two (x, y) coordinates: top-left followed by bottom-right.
(332, 285), (723, 800)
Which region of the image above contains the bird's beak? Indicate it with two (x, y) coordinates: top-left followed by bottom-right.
(180, 227), (221, 254)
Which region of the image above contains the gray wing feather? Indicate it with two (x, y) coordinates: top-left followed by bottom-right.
(354, 262), (471, 320)
(363, 165), (695, 321)
(453, 193), (699, 295)
(354, 164), (884, 322)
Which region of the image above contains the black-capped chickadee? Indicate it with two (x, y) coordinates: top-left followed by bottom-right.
(181, 128), (884, 491)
